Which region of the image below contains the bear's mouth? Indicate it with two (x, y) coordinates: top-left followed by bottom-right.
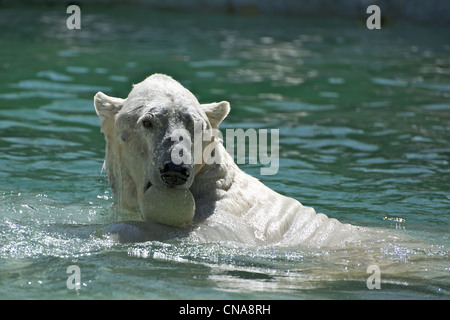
(145, 181), (152, 192)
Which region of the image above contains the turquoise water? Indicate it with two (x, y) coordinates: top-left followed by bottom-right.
(0, 5), (449, 299)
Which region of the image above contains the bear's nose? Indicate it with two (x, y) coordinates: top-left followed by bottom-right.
(160, 162), (190, 187)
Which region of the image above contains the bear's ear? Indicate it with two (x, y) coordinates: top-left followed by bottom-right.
(202, 101), (230, 128)
(94, 91), (124, 130)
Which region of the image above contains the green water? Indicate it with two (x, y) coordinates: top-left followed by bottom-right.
(0, 5), (449, 299)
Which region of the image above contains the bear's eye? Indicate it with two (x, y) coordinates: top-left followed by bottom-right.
(142, 119), (153, 129)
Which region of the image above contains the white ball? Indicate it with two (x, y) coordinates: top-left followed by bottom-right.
(141, 187), (195, 228)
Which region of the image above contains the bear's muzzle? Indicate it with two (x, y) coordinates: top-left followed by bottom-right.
(159, 162), (190, 187)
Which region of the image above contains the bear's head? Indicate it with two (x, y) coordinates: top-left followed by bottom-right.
(94, 74), (230, 226)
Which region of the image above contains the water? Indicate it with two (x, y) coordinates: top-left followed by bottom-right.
(0, 5), (449, 299)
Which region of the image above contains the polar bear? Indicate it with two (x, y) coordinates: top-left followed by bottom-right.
(94, 74), (377, 246)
